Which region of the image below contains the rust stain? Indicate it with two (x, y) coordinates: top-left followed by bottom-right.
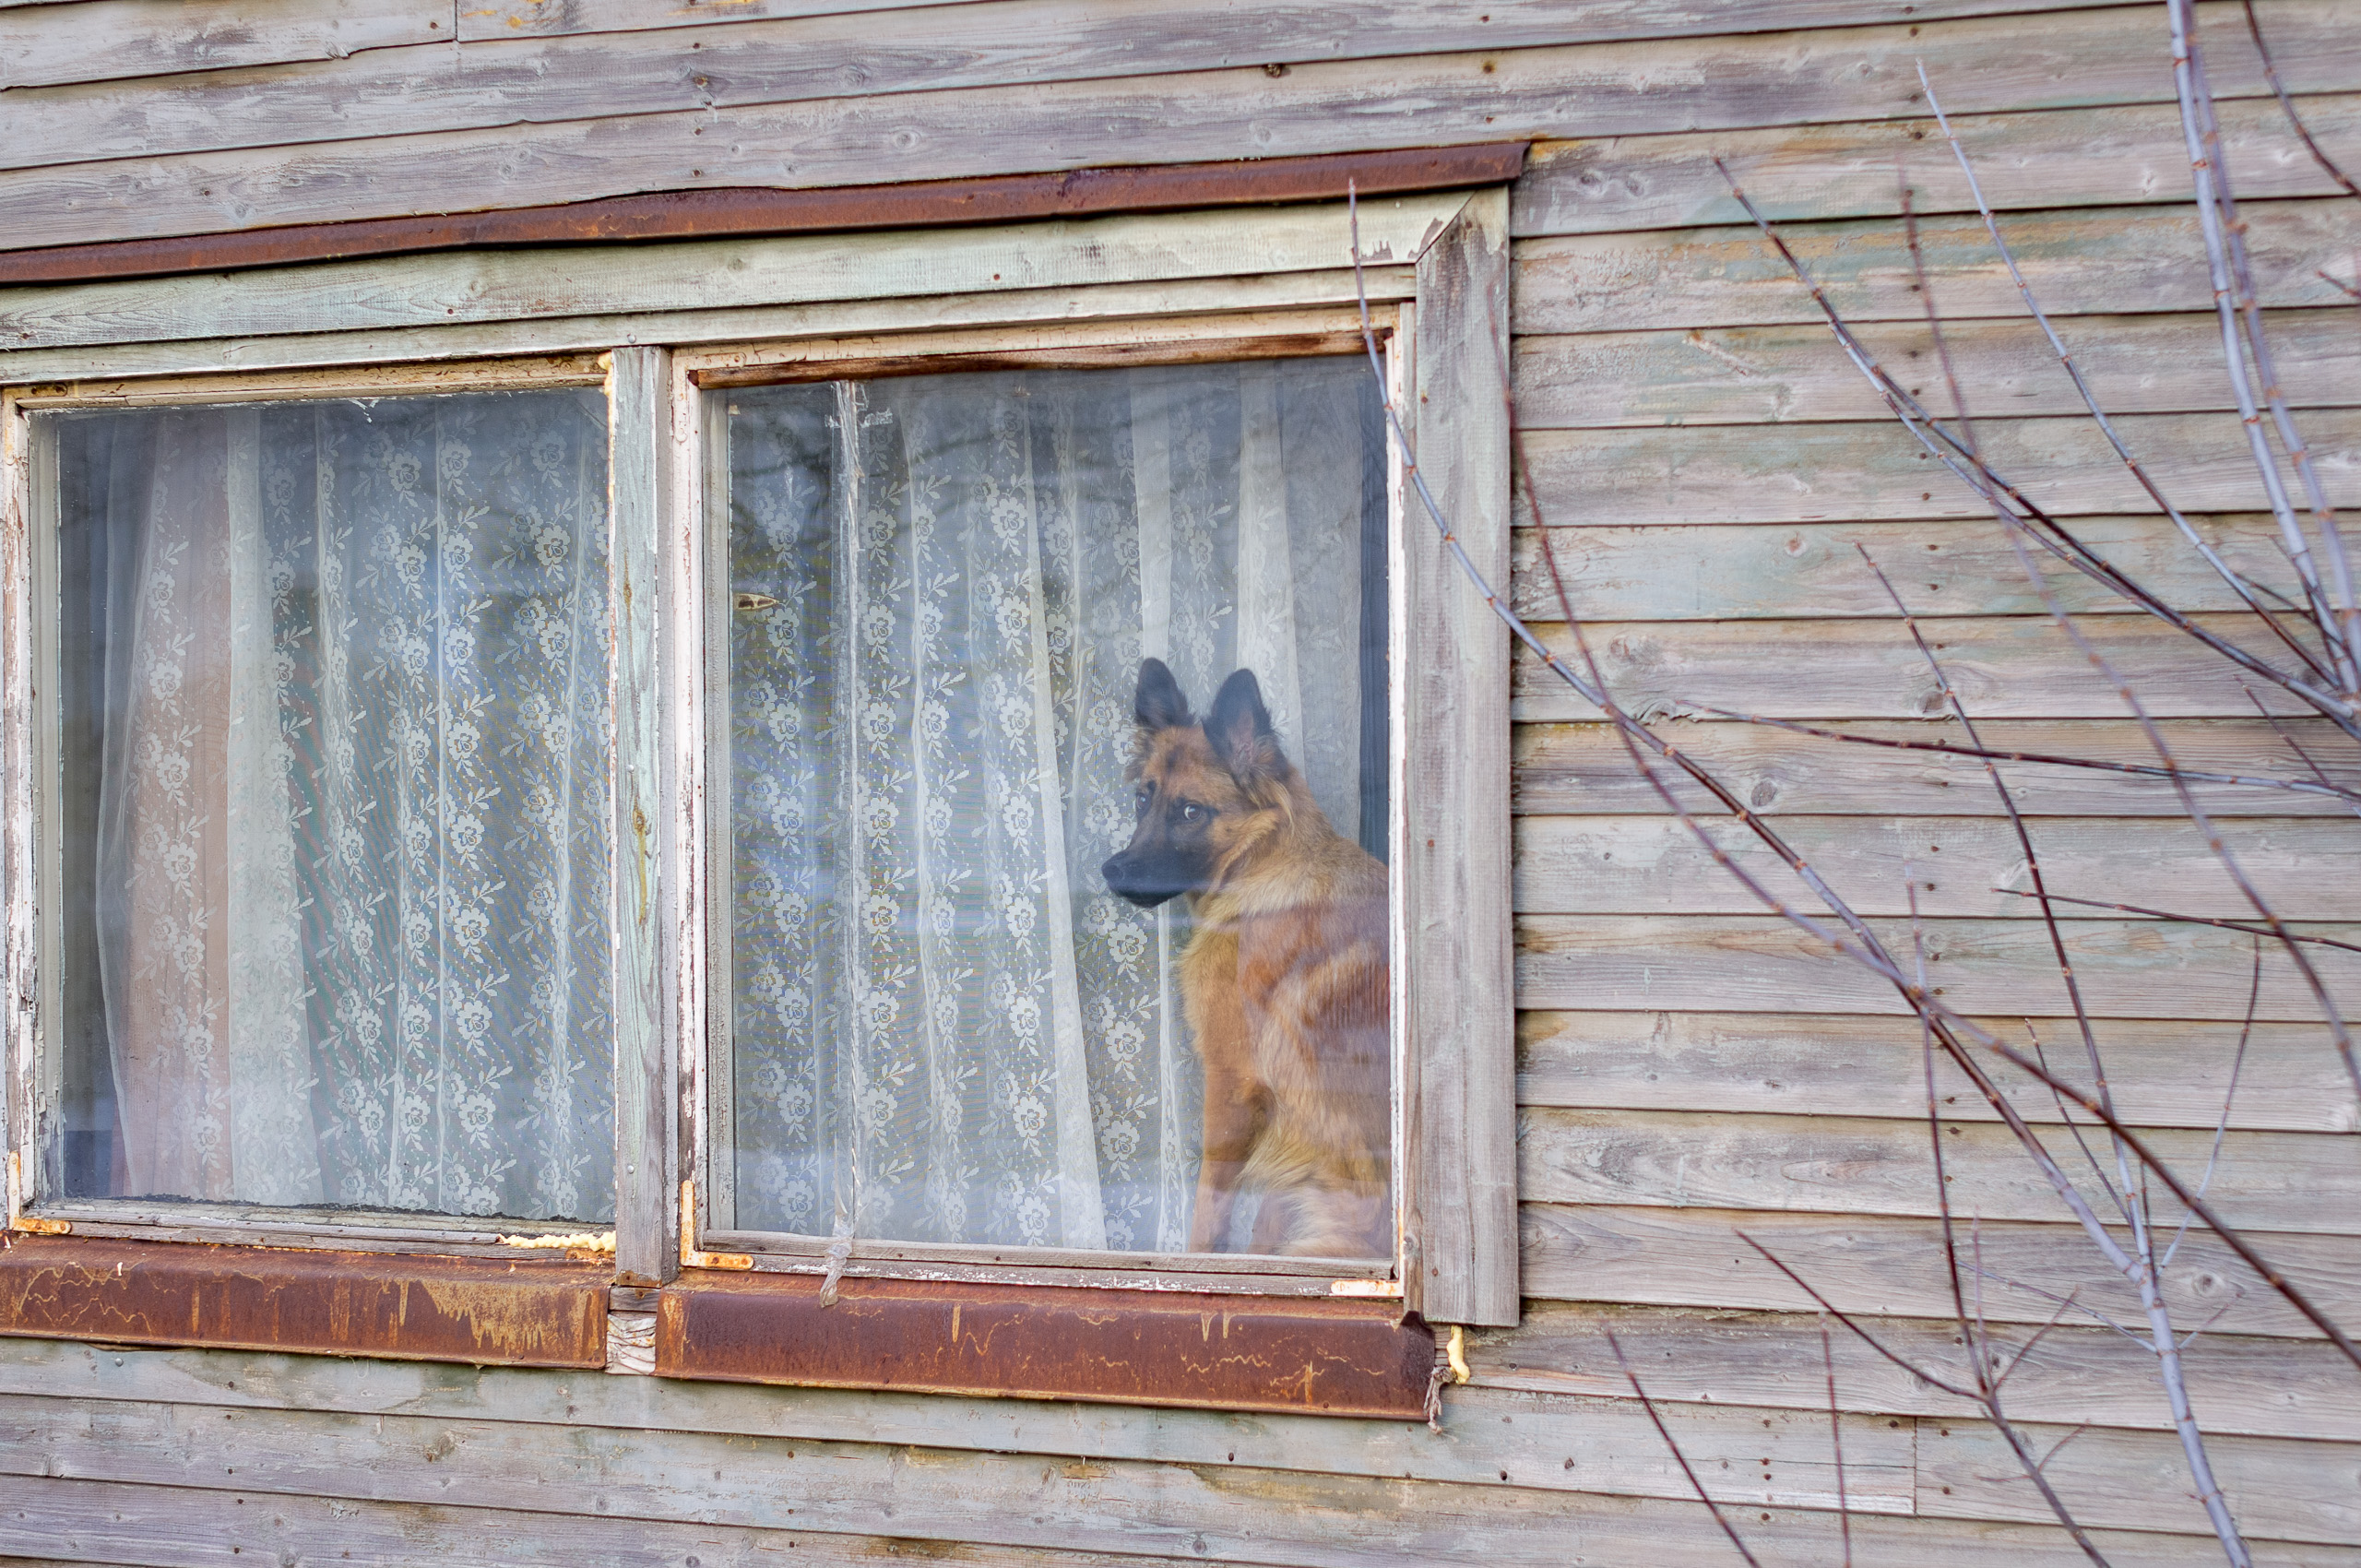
(0, 1237), (606, 1367)
(655, 1272), (1431, 1419)
(11, 1217), (69, 1236)
(0, 145), (1529, 288)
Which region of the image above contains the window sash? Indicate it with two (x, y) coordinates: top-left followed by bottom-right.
(674, 323), (1407, 1291)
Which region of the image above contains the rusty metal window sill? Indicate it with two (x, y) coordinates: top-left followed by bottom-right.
(0, 1234), (609, 1368)
(647, 1268), (1435, 1420)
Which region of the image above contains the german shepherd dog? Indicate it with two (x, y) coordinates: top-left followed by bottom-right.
(1100, 659), (1390, 1258)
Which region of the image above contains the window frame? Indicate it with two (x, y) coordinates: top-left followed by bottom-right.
(0, 185), (1516, 1394)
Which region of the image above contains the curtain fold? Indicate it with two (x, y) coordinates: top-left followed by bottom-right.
(76, 390), (613, 1220)
(727, 358), (1383, 1253)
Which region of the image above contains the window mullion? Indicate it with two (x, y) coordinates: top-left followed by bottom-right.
(609, 345), (680, 1286)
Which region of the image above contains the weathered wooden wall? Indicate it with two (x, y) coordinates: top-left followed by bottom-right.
(2, 1), (2357, 1562)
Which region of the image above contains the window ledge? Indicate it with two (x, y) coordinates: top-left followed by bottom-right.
(655, 1270), (1435, 1419)
(0, 1235), (609, 1367)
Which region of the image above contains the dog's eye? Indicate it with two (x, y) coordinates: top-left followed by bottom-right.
(1179, 802), (1209, 825)
(1135, 787), (1153, 819)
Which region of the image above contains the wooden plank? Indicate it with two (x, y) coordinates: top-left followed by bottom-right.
(0, 1), (444, 89)
(1510, 514), (2313, 623)
(1517, 1012), (2361, 1133)
(0, 1389), (1908, 1563)
(1521, 1204), (2361, 1339)
(1513, 719), (2361, 818)
(7, 1467), (2353, 1568)
(1921, 1417), (2361, 1545)
(0, 194), (1465, 350)
(0, 268), (1416, 385)
(1514, 93), (2361, 236)
(1513, 310), (2361, 429)
(1518, 1108), (2361, 1234)
(1400, 192), (1518, 1329)
(1514, 913), (2361, 1020)
(1517, 409), (2361, 527)
(0, 1471), (1193, 1568)
(0, 1333), (1898, 1510)
(607, 347), (677, 1289)
(1469, 1303), (2361, 1442)
(1514, 814), (2361, 918)
(0, 1), (2171, 176)
(0, 2), (2348, 253)
(1510, 613), (2319, 723)
(1516, 198), (2361, 334)
(462, 0), (2152, 43)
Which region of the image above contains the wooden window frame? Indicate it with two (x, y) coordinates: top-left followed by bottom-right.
(0, 184), (1515, 1405)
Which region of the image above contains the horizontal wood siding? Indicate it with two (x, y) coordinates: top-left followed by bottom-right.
(0, 0), (2355, 1564)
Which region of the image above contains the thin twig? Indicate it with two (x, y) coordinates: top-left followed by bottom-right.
(1821, 1316), (1853, 1568)
(1605, 1328), (1766, 1568)
(2242, 0), (2361, 199)
(1988, 887), (2361, 956)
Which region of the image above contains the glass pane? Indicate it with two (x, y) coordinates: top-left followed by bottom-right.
(49, 390), (615, 1222)
(721, 357), (1390, 1258)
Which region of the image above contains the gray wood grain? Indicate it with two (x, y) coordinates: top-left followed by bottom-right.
(0, 1), (443, 89)
(1515, 199), (2361, 334)
(0, 1354), (1912, 1514)
(0, 0), (2174, 175)
(1511, 613), (2320, 722)
(1521, 1203), (2361, 1337)
(0, 196), (1462, 350)
(0, 2), (2346, 252)
(1514, 913), (2361, 1019)
(1513, 310), (2361, 429)
(1519, 1107), (2361, 1233)
(1471, 1302), (2361, 1441)
(463, 0), (2150, 43)
(1402, 191), (1519, 1329)
(1513, 718), (2361, 818)
(609, 346), (678, 1287)
(7, 1463), (2344, 1568)
(1517, 409), (2361, 527)
(1515, 93), (2361, 236)
(1514, 812), (2361, 918)
(1517, 1010), (2361, 1132)
(1509, 515), (2310, 623)
(1920, 1417), (2361, 1545)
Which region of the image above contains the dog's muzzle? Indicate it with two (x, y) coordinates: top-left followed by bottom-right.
(1100, 852), (1188, 909)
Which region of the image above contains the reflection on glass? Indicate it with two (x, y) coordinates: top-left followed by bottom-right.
(51, 391), (614, 1220)
(722, 358), (1391, 1257)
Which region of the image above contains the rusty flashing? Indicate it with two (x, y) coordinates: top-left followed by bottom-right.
(656, 1271), (1433, 1419)
(0, 143), (1528, 288)
(0, 1235), (607, 1367)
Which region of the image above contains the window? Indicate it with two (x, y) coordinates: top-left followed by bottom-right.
(0, 182), (1515, 1407)
(42, 387), (614, 1224)
(707, 354), (1391, 1265)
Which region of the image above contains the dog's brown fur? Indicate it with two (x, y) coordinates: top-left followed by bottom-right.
(1100, 660), (1389, 1258)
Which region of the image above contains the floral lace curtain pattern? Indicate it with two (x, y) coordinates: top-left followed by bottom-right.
(723, 358), (1385, 1254)
(60, 390), (614, 1220)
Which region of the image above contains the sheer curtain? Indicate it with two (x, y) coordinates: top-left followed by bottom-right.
(68, 390), (614, 1220)
(724, 358), (1385, 1253)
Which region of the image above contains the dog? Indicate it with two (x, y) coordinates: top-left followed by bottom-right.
(1099, 659), (1390, 1258)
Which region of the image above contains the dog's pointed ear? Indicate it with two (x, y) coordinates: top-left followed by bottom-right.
(1133, 658), (1192, 730)
(1205, 668), (1280, 781)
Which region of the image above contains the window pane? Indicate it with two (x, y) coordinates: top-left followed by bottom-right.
(49, 390), (614, 1221)
(721, 358), (1390, 1257)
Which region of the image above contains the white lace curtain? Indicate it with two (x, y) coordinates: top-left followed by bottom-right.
(724, 358), (1384, 1253)
(71, 390), (613, 1220)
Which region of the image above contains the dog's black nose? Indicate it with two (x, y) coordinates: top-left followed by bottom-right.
(1101, 852), (1178, 909)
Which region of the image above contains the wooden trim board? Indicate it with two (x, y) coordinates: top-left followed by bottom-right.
(0, 146), (1526, 288)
